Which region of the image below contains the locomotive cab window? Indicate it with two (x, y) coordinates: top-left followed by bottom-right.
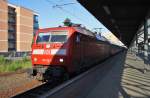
(36, 33), (50, 43)
(36, 31), (67, 44)
(51, 34), (67, 43)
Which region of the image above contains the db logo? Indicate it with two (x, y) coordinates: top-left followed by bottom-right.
(44, 50), (51, 54)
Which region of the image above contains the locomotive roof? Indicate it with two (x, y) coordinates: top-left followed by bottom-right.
(38, 26), (95, 37)
(73, 26), (95, 37)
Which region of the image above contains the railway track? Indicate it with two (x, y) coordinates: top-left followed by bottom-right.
(11, 67), (92, 98)
(12, 62), (107, 98)
(0, 71), (42, 98)
(12, 61), (105, 98)
(12, 80), (63, 98)
(0, 69), (26, 77)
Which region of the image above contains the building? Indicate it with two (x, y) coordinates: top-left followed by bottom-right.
(0, 0), (39, 55)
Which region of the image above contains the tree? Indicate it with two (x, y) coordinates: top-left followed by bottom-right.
(63, 18), (73, 26)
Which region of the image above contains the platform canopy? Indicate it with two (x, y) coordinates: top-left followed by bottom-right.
(78, 0), (149, 47)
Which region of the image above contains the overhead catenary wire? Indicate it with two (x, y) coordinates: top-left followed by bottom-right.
(45, 0), (105, 32)
(52, 3), (76, 8)
(45, 0), (90, 26)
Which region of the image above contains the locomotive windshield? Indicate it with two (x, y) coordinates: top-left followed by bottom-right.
(36, 33), (50, 43)
(36, 31), (67, 43)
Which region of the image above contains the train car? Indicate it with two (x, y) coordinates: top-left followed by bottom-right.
(29, 26), (122, 81)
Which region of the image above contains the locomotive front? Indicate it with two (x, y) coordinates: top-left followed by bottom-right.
(30, 29), (70, 80)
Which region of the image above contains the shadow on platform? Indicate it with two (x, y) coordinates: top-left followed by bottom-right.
(136, 53), (150, 65)
(70, 51), (150, 98)
(125, 63), (144, 73)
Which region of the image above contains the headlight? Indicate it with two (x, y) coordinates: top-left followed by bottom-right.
(59, 58), (64, 62)
(34, 58), (37, 62)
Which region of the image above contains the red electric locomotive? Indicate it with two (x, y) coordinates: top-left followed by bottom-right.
(29, 26), (122, 81)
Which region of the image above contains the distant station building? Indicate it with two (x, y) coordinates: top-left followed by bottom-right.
(0, 0), (39, 55)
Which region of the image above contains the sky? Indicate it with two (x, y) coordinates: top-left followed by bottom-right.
(8, 0), (110, 33)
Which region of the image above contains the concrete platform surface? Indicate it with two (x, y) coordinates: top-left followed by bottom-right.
(45, 51), (150, 98)
(85, 52), (150, 98)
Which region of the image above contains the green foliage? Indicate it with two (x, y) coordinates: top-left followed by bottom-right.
(0, 57), (32, 73)
(22, 56), (29, 62)
(63, 18), (73, 26)
(0, 56), (5, 64)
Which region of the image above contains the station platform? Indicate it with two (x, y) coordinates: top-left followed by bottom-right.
(43, 51), (150, 98)
(85, 52), (150, 98)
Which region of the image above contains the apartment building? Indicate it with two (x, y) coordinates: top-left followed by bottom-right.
(0, 0), (39, 54)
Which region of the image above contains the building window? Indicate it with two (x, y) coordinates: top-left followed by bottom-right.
(33, 15), (39, 35)
(34, 15), (38, 22)
(8, 6), (16, 52)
